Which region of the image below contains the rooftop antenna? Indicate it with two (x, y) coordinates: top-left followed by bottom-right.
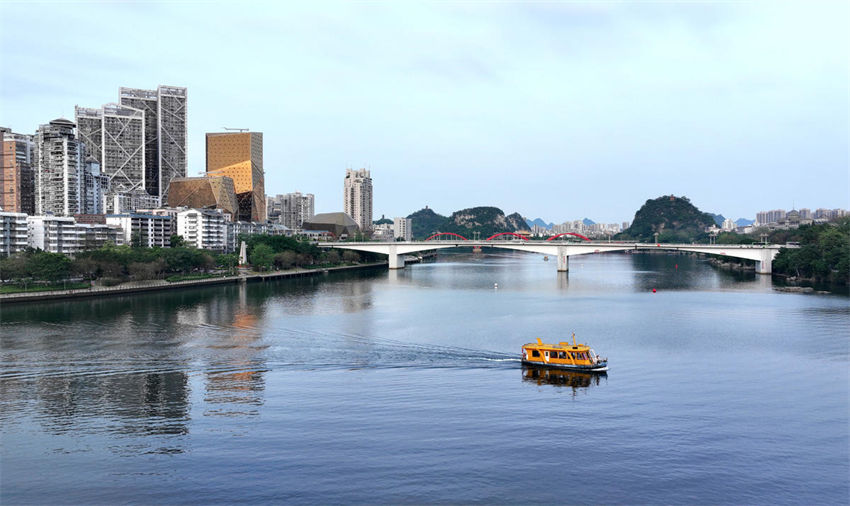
(222, 127), (249, 132)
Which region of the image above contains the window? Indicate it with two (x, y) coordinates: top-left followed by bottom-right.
(531, 350), (540, 358)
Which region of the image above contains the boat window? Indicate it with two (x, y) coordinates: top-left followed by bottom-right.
(558, 351), (566, 359)
(531, 350), (540, 358)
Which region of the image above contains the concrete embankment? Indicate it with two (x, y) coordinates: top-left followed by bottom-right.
(0, 262), (388, 305)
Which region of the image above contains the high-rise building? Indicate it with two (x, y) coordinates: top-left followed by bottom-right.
(206, 131), (265, 222)
(269, 192), (314, 229)
(343, 168), (372, 232)
(118, 87), (159, 196)
(156, 86), (188, 201)
(1, 128), (35, 215)
(34, 119), (84, 216)
(102, 103), (146, 196)
(119, 85), (188, 201)
(75, 104), (146, 210)
(74, 106), (103, 166)
(77, 84), (187, 207)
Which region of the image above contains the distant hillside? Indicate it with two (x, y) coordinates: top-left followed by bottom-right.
(736, 218), (754, 226)
(525, 218), (554, 229)
(617, 195), (716, 243)
(407, 207), (447, 239)
(710, 213), (725, 226)
(373, 215), (393, 225)
(582, 218), (595, 226)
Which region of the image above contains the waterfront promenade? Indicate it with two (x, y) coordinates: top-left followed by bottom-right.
(0, 262), (388, 304)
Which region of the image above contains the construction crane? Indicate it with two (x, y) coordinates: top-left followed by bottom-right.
(222, 127), (249, 132)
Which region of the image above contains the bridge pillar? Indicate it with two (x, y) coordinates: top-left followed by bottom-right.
(557, 246), (569, 272)
(755, 251), (773, 275)
(387, 246), (405, 269)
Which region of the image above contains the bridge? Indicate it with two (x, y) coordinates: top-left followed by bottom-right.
(318, 236), (793, 274)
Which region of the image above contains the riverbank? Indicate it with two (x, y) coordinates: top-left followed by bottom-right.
(0, 262), (388, 304)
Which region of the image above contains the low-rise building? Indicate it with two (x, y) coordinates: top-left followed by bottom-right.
(79, 222), (124, 249)
(106, 213), (173, 248)
(0, 211), (28, 256)
(27, 215), (84, 254)
(176, 208), (228, 251)
(372, 223), (394, 241)
(393, 217), (412, 241)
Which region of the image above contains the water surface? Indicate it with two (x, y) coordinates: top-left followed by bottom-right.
(1, 252), (847, 504)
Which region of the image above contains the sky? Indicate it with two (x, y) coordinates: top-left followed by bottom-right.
(1, 0), (847, 224)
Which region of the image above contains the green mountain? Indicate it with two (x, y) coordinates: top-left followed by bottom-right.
(406, 206), (526, 239)
(617, 195), (716, 243)
(439, 206), (526, 239)
(407, 207), (448, 239)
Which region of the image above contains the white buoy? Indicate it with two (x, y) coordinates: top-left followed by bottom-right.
(494, 282), (499, 289)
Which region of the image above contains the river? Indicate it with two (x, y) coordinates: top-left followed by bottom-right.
(1, 251), (847, 504)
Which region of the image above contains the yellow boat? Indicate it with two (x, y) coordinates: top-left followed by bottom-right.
(521, 334), (608, 372)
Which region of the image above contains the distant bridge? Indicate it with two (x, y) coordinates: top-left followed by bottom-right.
(318, 239), (794, 274)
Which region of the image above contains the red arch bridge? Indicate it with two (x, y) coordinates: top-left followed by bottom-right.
(317, 238), (793, 274)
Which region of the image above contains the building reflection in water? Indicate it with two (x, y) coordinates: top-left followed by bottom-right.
(522, 366), (606, 395)
(0, 368), (192, 456)
(203, 283), (267, 418)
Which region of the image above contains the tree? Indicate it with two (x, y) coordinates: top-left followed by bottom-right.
(250, 244), (274, 271)
(273, 251), (297, 269)
(217, 253), (239, 271)
(0, 254), (28, 282)
(170, 234), (186, 248)
(129, 261), (158, 280)
(324, 250), (341, 265)
(342, 250), (359, 263)
(28, 251), (71, 282)
(72, 257), (98, 281)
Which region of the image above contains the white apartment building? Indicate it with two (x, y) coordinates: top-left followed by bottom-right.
(27, 215), (84, 254)
(343, 169), (372, 232)
(722, 218), (736, 231)
(177, 208), (227, 251)
(0, 212), (29, 256)
(106, 213), (173, 248)
(393, 217), (412, 241)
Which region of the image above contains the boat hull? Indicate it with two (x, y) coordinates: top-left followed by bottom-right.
(522, 360), (608, 373)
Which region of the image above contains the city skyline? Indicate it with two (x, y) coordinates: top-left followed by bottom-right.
(1, 2), (847, 223)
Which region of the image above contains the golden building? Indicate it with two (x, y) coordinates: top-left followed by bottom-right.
(206, 132), (265, 222)
(167, 176), (238, 221)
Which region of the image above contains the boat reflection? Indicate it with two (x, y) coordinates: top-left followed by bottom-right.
(522, 365), (607, 390)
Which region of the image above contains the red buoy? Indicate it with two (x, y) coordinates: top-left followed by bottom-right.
(652, 288), (656, 293)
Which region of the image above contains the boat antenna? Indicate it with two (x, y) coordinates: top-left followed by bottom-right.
(572, 332), (576, 346)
